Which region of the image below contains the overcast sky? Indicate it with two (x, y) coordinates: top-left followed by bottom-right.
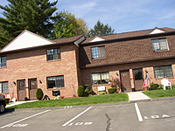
(0, 0), (175, 33)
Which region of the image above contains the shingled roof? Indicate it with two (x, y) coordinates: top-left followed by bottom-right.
(82, 27), (175, 45)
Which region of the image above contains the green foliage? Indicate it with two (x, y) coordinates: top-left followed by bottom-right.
(108, 87), (117, 94)
(87, 20), (115, 37)
(98, 91), (107, 95)
(52, 10), (88, 39)
(0, 0), (58, 46)
(5, 98), (9, 104)
(77, 85), (84, 97)
(36, 88), (44, 100)
(150, 83), (159, 90)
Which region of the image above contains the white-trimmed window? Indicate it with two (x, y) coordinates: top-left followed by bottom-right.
(47, 75), (64, 89)
(92, 72), (109, 84)
(47, 48), (61, 61)
(91, 46), (105, 59)
(0, 82), (8, 93)
(154, 65), (173, 79)
(152, 38), (168, 51)
(0, 56), (6, 67)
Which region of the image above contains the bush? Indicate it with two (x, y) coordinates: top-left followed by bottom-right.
(78, 85), (84, 97)
(5, 98), (9, 104)
(150, 83), (159, 90)
(36, 88), (44, 100)
(108, 87), (117, 94)
(98, 91), (107, 95)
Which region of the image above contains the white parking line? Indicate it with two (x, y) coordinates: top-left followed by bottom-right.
(62, 106), (92, 127)
(0, 110), (51, 129)
(134, 103), (143, 122)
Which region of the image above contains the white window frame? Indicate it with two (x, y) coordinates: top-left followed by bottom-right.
(152, 38), (169, 51)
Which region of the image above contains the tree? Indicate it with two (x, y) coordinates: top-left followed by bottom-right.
(87, 20), (115, 37)
(52, 10), (88, 39)
(0, 0), (58, 47)
(75, 18), (88, 35)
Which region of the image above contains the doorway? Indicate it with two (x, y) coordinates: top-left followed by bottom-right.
(28, 78), (37, 100)
(17, 80), (26, 101)
(133, 69), (144, 90)
(120, 70), (131, 92)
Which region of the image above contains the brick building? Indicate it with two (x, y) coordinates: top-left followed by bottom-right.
(1, 27), (175, 100)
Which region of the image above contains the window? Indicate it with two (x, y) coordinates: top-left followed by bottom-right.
(47, 48), (61, 61)
(152, 38), (168, 51)
(47, 75), (64, 89)
(154, 65), (173, 79)
(0, 82), (8, 93)
(0, 56), (6, 67)
(133, 69), (143, 80)
(92, 72), (109, 84)
(91, 46), (105, 59)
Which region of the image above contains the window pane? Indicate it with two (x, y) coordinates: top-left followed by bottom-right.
(92, 72), (109, 84)
(163, 66), (173, 78)
(47, 77), (55, 89)
(0, 83), (2, 93)
(154, 67), (163, 78)
(99, 46), (105, 58)
(56, 76), (64, 87)
(47, 48), (60, 61)
(0, 57), (1, 67)
(159, 39), (168, 50)
(152, 39), (159, 51)
(47, 76), (64, 88)
(91, 47), (98, 59)
(2, 57), (6, 67)
(134, 69), (143, 80)
(2, 82), (8, 93)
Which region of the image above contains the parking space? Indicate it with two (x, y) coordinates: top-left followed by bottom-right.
(1, 100), (175, 131)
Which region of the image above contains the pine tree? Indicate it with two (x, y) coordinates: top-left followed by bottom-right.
(87, 20), (115, 37)
(0, 0), (58, 48)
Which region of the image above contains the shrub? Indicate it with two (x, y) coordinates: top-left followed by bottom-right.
(84, 84), (89, 97)
(108, 87), (117, 94)
(36, 88), (44, 100)
(98, 91), (107, 95)
(150, 83), (159, 90)
(78, 85), (84, 97)
(5, 98), (9, 104)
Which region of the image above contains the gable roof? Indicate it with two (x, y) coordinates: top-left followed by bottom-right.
(82, 27), (175, 45)
(0, 30), (55, 53)
(0, 30), (85, 53)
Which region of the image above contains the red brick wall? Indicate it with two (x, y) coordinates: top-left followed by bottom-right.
(0, 44), (79, 100)
(80, 58), (175, 94)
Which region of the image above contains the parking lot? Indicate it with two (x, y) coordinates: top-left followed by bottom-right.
(0, 99), (175, 131)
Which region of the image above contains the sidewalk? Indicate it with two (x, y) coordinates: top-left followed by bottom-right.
(6, 100), (37, 108)
(127, 91), (151, 102)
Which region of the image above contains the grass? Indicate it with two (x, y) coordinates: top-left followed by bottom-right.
(143, 88), (175, 99)
(8, 93), (128, 109)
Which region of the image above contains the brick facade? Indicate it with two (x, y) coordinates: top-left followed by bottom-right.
(1, 28), (175, 100)
(0, 44), (79, 99)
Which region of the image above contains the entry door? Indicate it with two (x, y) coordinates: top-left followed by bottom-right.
(133, 69), (144, 90)
(120, 70), (131, 92)
(29, 79), (37, 100)
(17, 80), (26, 101)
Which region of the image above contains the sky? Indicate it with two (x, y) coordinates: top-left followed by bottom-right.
(0, 0), (175, 33)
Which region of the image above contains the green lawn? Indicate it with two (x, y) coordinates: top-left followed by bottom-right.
(143, 88), (175, 99)
(8, 93), (128, 109)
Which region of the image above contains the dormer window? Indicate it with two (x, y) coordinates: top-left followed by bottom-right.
(152, 38), (168, 51)
(91, 46), (105, 59)
(0, 56), (6, 67)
